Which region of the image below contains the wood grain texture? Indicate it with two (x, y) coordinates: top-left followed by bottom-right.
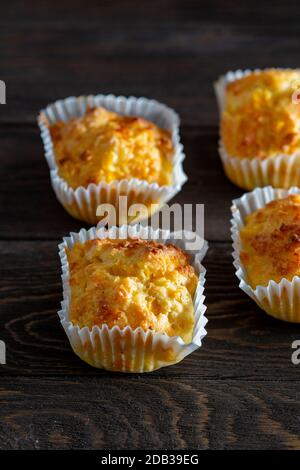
(1, 240), (299, 380)
(0, 125), (241, 241)
(0, 377), (300, 450)
(2, 0), (300, 125)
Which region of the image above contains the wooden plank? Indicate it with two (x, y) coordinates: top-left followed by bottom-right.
(2, 1), (300, 125)
(0, 376), (299, 449)
(0, 126), (241, 241)
(1, 240), (299, 379)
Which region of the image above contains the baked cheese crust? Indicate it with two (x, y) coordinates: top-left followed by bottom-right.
(240, 195), (300, 287)
(50, 106), (174, 188)
(222, 69), (300, 159)
(67, 238), (198, 342)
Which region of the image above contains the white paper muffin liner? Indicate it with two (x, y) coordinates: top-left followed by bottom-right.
(215, 69), (300, 190)
(231, 185), (300, 322)
(38, 95), (187, 224)
(58, 224), (208, 372)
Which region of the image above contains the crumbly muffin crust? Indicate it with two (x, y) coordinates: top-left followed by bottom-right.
(240, 195), (300, 287)
(50, 106), (174, 188)
(222, 69), (300, 159)
(67, 238), (198, 342)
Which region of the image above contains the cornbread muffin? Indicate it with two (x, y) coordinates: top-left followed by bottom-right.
(49, 106), (174, 188)
(222, 69), (300, 159)
(67, 238), (198, 343)
(240, 195), (300, 287)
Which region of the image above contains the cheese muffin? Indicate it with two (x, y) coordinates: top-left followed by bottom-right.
(240, 194), (300, 288)
(66, 237), (198, 343)
(49, 106), (174, 189)
(222, 69), (300, 159)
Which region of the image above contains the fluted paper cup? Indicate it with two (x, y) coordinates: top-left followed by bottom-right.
(231, 185), (300, 322)
(58, 224), (208, 372)
(38, 95), (187, 224)
(215, 69), (300, 190)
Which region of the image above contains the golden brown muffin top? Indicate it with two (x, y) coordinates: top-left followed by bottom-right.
(49, 106), (174, 188)
(221, 69), (300, 159)
(240, 195), (300, 287)
(67, 238), (198, 342)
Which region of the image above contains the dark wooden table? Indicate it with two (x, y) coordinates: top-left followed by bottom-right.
(1, 0), (300, 450)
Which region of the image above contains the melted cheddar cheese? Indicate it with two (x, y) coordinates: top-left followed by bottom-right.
(49, 106), (174, 188)
(67, 238), (198, 342)
(222, 69), (300, 159)
(240, 195), (300, 287)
